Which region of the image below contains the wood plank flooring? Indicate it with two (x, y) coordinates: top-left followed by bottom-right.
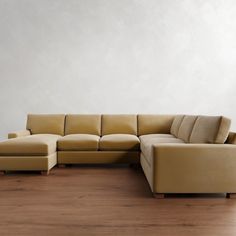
(0, 165), (236, 236)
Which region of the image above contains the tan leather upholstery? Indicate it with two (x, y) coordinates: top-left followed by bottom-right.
(140, 136), (184, 165)
(0, 153), (57, 171)
(8, 130), (31, 139)
(189, 116), (231, 144)
(58, 151), (140, 164)
(0, 134), (60, 156)
(151, 143), (236, 193)
(138, 115), (175, 136)
(65, 114), (101, 135)
(170, 115), (184, 137)
(177, 115), (197, 142)
(226, 132), (236, 144)
(27, 114), (65, 136)
(99, 134), (140, 151)
(58, 134), (100, 151)
(102, 115), (137, 135)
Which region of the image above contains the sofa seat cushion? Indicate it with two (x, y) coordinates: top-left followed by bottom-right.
(57, 134), (100, 151)
(139, 134), (175, 141)
(0, 134), (60, 156)
(140, 136), (184, 165)
(99, 134), (140, 151)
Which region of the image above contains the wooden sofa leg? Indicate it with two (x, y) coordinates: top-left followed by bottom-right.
(227, 193), (236, 199)
(41, 170), (50, 176)
(58, 164), (66, 168)
(153, 193), (165, 199)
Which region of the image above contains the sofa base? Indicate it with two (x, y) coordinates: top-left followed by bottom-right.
(58, 151), (140, 164)
(0, 153), (57, 172)
(227, 193), (236, 199)
(41, 170), (50, 175)
(153, 193), (236, 199)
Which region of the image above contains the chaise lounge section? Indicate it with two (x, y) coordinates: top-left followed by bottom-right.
(0, 114), (65, 175)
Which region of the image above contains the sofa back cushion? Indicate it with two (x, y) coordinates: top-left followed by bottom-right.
(137, 115), (175, 136)
(65, 114), (101, 135)
(27, 114), (65, 136)
(177, 115), (198, 142)
(170, 115), (185, 137)
(226, 132), (236, 144)
(189, 115), (231, 144)
(102, 115), (137, 135)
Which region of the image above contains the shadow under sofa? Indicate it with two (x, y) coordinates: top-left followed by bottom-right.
(0, 114), (236, 198)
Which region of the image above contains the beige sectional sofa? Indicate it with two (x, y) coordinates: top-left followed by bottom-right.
(0, 114), (236, 198)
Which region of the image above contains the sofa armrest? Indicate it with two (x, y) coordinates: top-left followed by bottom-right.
(153, 143), (236, 157)
(152, 143), (236, 193)
(8, 130), (31, 139)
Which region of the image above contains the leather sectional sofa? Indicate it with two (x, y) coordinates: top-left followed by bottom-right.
(0, 114), (236, 198)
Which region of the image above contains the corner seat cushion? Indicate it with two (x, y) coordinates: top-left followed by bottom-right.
(140, 135), (184, 165)
(57, 134), (100, 151)
(99, 134), (140, 151)
(0, 134), (60, 156)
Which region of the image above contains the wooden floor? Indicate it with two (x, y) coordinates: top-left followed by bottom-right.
(0, 165), (236, 236)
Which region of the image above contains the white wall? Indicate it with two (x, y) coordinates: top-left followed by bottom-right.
(0, 0), (236, 140)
